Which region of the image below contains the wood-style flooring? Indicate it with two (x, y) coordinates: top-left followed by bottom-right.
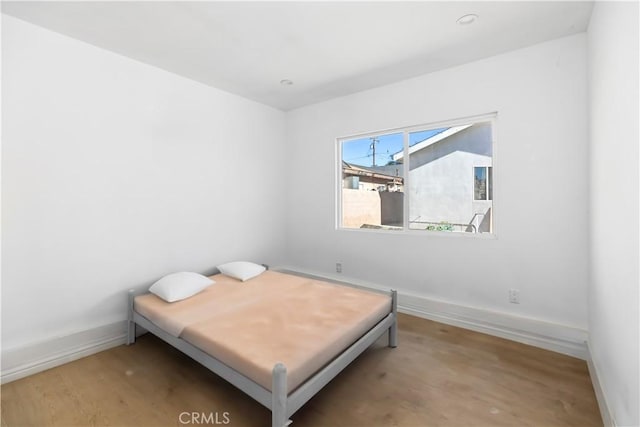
(1, 313), (602, 426)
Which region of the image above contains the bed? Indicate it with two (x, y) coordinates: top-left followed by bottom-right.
(126, 268), (398, 427)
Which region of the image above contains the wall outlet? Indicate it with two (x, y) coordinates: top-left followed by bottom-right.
(509, 288), (520, 304)
(336, 263), (342, 273)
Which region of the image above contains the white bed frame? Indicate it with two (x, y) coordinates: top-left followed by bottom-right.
(126, 280), (397, 427)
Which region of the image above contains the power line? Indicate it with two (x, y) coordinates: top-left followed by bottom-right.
(344, 154), (372, 162)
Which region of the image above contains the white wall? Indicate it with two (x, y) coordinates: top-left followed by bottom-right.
(587, 2), (639, 426)
(286, 34), (589, 333)
(1, 15), (286, 352)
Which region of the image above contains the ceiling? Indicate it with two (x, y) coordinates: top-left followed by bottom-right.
(2, 1), (594, 111)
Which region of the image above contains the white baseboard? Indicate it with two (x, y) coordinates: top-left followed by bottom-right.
(586, 343), (616, 427)
(1, 321), (128, 384)
(399, 292), (588, 359)
(276, 266), (589, 360)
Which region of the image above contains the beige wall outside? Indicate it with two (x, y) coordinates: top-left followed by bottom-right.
(342, 189), (404, 228)
(342, 189), (381, 228)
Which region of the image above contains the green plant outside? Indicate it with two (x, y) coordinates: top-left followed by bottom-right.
(426, 222), (454, 232)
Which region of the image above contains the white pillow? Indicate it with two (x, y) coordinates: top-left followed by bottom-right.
(149, 272), (214, 303)
(217, 261), (266, 282)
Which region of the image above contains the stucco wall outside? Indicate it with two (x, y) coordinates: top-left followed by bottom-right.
(342, 189), (381, 228)
(342, 189), (404, 229)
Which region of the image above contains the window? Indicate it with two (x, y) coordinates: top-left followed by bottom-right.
(474, 166), (493, 201)
(338, 114), (495, 234)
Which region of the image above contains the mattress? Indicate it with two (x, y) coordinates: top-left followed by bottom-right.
(134, 270), (391, 392)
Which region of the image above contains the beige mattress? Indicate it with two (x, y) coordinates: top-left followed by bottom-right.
(134, 270), (391, 392)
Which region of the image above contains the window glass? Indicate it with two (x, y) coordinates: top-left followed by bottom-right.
(474, 167), (488, 201)
(341, 133), (403, 230)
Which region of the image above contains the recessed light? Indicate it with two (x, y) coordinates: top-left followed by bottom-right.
(280, 79), (293, 86)
(456, 14), (478, 25)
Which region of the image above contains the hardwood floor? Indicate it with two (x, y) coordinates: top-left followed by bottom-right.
(1, 313), (602, 427)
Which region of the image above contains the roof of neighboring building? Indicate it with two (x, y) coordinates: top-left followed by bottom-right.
(392, 124), (471, 161)
(342, 161), (403, 183)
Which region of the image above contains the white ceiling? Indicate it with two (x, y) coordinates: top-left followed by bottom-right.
(2, 1), (594, 111)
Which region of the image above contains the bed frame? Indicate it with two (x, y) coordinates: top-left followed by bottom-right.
(126, 282), (397, 427)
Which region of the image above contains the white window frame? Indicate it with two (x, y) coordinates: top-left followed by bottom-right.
(336, 112), (497, 238)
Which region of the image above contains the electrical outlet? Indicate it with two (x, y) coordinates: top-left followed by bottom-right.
(509, 288), (520, 304)
(336, 263), (342, 273)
